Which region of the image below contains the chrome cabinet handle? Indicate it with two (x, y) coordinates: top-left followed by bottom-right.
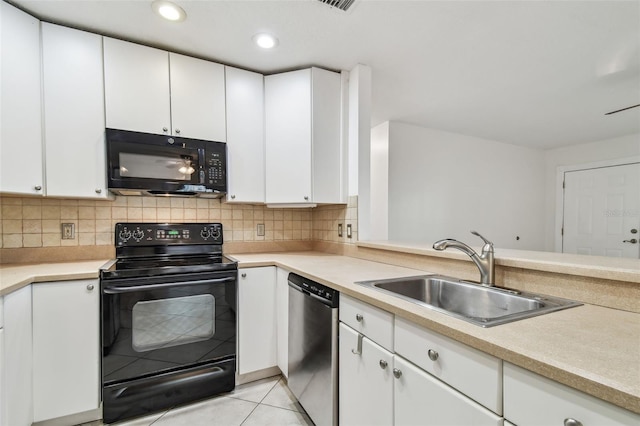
(162, 127), (168, 132)
(428, 349), (439, 361)
(623, 239), (638, 244)
(241, 273), (247, 278)
(175, 129), (181, 134)
(86, 284), (94, 291)
(352, 332), (363, 355)
(304, 196), (309, 201)
(231, 195), (236, 199)
(564, 418), (583, 426)
(95, 189), (102, 194)
(379, 359), (388, 369)
(631, 228), (638, 234)
(34, 185), (42, 191)
(355, 313), (363, 322)
(393, 368), (402, 379)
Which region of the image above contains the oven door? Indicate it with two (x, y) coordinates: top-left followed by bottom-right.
(101, 270), (236, 423)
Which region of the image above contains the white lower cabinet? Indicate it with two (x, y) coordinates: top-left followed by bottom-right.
(504, 363), (640, 426)
(32, 280), (100, 422)
(237, 267), (277, 375)
(2, 286), (33, 426)
(393, 356), (502, 426)
(339, 323), (394, 426)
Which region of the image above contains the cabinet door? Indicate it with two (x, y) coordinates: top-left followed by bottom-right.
(32, 280), (100, 422)
(394, 356), (503, 426)
(265, 69), (313, 204)
(0, 2), (44, 195)
(2, 286), (33, 426)
(311, 68), (344, 204)
(238, 267), (277, 374)
(275, 268), (289, 377)
(104, 37), (171, 135)
(170, 53), (226, 141)
(504, 362), (640, 426)
(339, 323), (393, 426)
(42, 23), (109, 199)
(225, 66), (265, 203)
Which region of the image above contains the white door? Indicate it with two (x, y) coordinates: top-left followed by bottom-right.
(103, 38), (171, 135)
(563, 163), (640, 258)
(42, 23), (108, 199)
(339, 323), (394, 426)
(169, 53), (226, 141)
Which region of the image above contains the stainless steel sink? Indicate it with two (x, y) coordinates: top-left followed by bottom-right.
(356, 275), (582, 327)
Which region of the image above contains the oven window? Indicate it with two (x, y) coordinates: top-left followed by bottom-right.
(119, 152), (195, 181)
(131, 294), (215, 352)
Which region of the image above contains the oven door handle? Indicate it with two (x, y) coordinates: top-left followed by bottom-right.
(103, 277), (235, 294)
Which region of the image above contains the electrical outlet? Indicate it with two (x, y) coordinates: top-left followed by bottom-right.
(61, 223), (75, 239)
(346, 224), (352, 239)
(257, 223), (265, 237)
(338, 223), (343, 237)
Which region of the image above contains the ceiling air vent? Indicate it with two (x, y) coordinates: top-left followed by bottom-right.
(317, 0), (356, 12)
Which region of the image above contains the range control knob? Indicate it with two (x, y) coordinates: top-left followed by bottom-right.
(119, 230), (132, 242)
(132, 229), (144, 241)
(210, 228), (222, 240)
(200, 228), (211, 239)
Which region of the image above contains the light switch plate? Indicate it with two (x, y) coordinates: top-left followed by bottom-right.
(347, 224), (352, 239)
(257, 223), (265, 236)
(338, 223), (343, 237)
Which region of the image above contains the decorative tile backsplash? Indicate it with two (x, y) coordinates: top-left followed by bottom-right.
(0, 195), (357, 251)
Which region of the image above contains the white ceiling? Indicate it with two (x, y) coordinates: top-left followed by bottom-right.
(10, 0), (640, 150)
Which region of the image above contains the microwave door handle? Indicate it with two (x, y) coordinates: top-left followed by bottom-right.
(103, 277), (235, 294)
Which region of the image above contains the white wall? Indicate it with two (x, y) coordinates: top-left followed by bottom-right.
(370, 122), (389, 240)
(387, 122), (546, 250)
(543, 132), (640, 251)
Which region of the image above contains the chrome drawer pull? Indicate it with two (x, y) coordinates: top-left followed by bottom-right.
(379, 359), (388, 369)
(564, 419), (583, 426)
(428, 349), (439, 361)
(352, 332), (363, 355)
(355, 313), (363, 322)
(393, 368), (402, 379)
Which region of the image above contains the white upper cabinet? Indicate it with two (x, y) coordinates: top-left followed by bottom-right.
(225, 66), (265, 203)
(104, 38), (227, 140)
(0, 2), (44, 195)
(265, 67), (343, 204)
(169, 53), (226, 141)
(103, 37), (171, 135)
(42, 23), (109, 199)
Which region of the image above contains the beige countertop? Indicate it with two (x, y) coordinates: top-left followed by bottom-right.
(0, 253), (638, 414)
(358, 240), (640, 283)
(0, 259), (111, 296)
(230, 251), (640, 415)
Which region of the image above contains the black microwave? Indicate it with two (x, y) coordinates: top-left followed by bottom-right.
(106, 129), (227, 197)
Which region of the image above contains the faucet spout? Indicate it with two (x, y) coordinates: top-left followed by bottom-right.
(433, 231), (495, 286)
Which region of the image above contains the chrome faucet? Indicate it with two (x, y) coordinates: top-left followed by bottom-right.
(433, 231), (495, 286)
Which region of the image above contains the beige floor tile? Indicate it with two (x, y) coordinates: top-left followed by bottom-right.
(241, 404), (313, 426)
(226, 375), (280, 403)
(153, 396), (256, 426)
(105, 410), (165, 426)
(261, 378), (304, 412)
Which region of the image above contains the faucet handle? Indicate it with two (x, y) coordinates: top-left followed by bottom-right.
(471, 230), (493, 247)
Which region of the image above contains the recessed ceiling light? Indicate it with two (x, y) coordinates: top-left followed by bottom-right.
(152, 0), (186, 22)
(253, 33), (279, 49)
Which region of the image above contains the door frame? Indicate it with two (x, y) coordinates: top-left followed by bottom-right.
(554, 156), (640, 253)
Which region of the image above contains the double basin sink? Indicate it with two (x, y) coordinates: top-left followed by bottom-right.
(356, 275), (582, 327)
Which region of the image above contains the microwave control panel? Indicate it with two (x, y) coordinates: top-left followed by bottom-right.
(205, 150), (225, 186)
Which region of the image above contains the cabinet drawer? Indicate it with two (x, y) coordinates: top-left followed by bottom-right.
(340, 294), (393, 351)
(504, 363), (640, 426)
(395, 316), (502, 414)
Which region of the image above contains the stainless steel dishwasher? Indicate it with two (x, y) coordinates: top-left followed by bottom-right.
(288, 273), (339, 426)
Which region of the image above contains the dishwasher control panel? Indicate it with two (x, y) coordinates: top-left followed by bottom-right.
(288, 273), (339, 307)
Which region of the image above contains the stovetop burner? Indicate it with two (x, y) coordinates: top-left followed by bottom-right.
(101, 223), (237, 280)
